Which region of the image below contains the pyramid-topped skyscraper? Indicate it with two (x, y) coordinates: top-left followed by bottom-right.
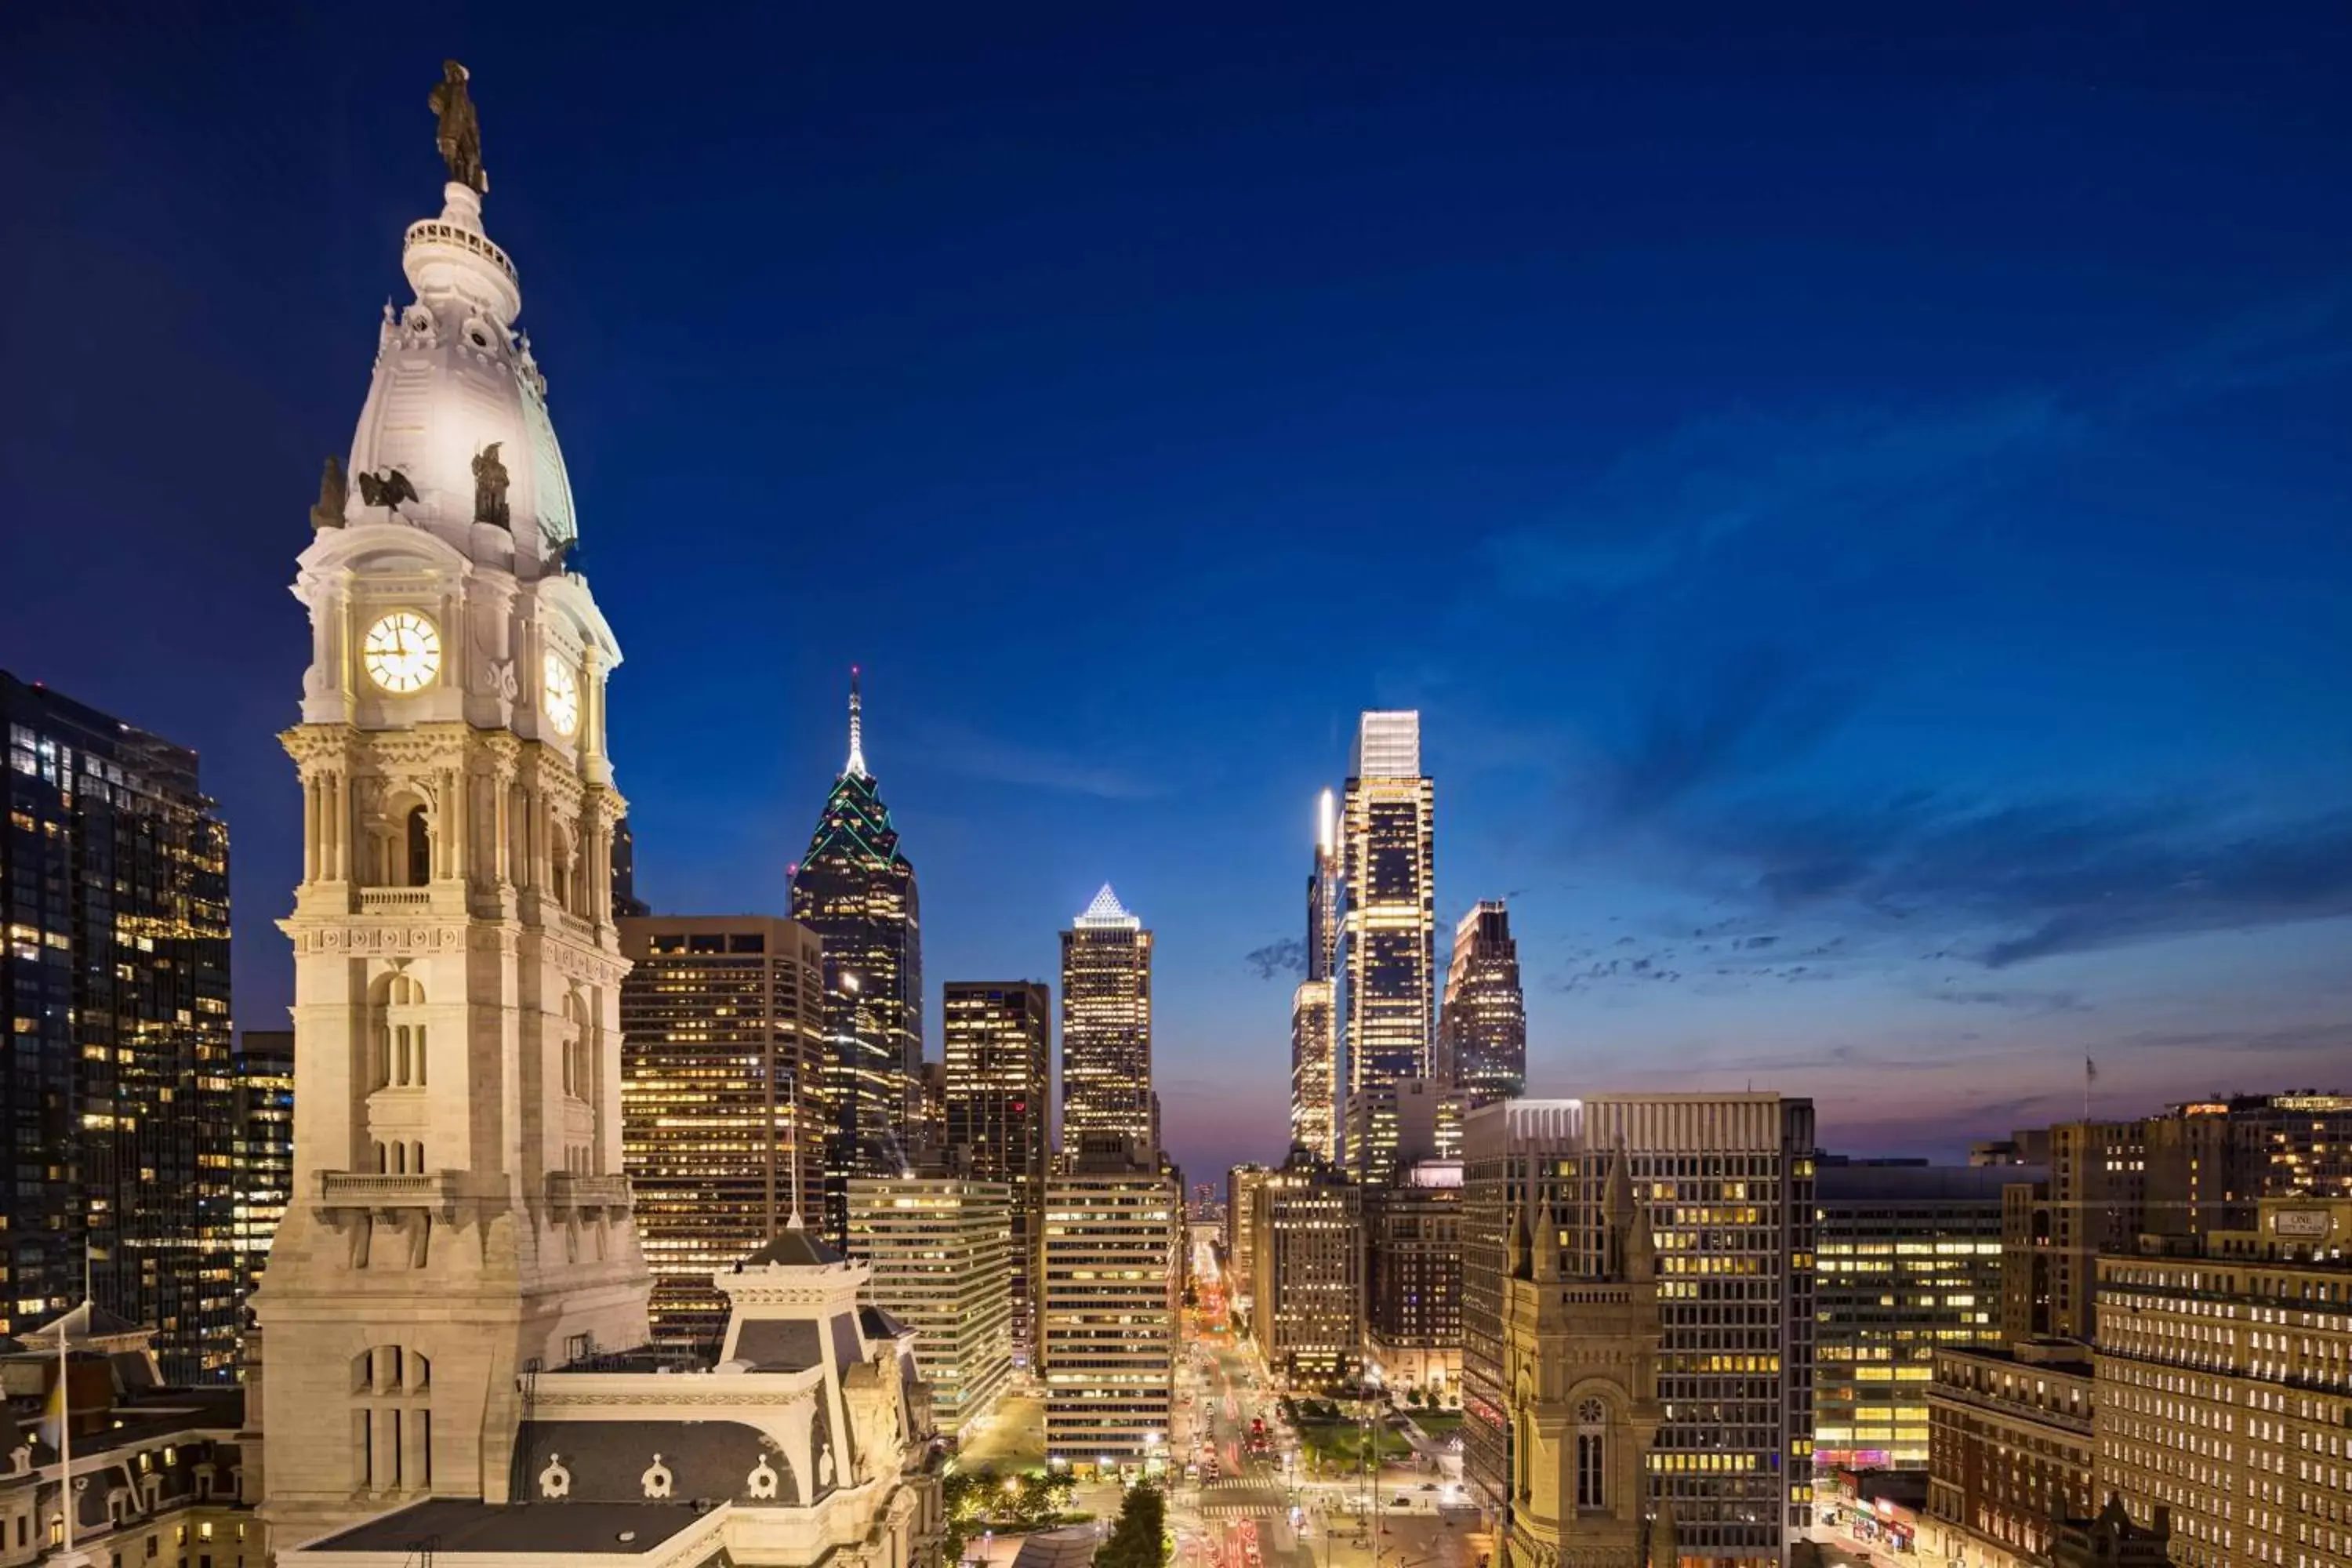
(1059, 884), (1156, 1150)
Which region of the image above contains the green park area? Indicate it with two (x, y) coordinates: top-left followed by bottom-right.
(1284, 1399), (1417, 1468)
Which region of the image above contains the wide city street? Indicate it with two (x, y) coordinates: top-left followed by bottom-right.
(1165, 1236), (1486, 1568)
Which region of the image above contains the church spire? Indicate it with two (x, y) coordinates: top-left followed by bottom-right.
(845, 665), (868, 779)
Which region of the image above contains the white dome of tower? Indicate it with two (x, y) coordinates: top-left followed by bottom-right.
(344, 131), (578, 568)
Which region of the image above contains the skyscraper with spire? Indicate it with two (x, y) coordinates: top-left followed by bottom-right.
(1059, 885), (1156, 1149)
(791, 668), (923, 1242)
(1291, 789), (1341, 1160)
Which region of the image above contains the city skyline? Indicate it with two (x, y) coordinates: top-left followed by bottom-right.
(7, 10), (2352, 1192)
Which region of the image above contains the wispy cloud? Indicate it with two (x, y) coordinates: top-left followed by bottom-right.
(904, 719), (1170, 800)
(1591, 645), (1866, 824)
(1485, 279), (2352, 604)
(1693, 791), (2352, 971)
(1485, 392), (2077, 596)
(1243, 938), (1308, 982)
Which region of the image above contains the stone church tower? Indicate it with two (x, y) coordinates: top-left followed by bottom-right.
(254, 64), (652, 1549)
(1501, 1147), (1675, 1568)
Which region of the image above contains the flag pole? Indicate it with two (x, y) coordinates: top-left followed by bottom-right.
(56, 1313), (73, 1555)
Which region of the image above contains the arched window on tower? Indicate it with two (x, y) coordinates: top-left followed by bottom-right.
(1575, 1398), (1606, 1512)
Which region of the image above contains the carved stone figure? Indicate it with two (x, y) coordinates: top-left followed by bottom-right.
(356, 468), (419, 519)
(473, 442), (511, 529)
(311, 456), (348, 529)
(430, 60), (487, 192)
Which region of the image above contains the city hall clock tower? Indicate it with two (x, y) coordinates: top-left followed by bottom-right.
(256, 62), (652, 1549)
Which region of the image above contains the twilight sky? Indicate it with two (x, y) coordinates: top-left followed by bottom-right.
(5, 6), (2350, 1187)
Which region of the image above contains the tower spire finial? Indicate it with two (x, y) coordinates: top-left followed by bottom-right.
(845, 665), (868, 779)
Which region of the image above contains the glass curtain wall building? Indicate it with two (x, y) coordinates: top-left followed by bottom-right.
(1338, 711), (1436, 1174)
(1438, 900), (1525, 1106)
(2, 673), (237, 1381)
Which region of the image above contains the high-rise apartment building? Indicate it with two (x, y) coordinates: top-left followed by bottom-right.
(1060, 885), (1154, 1148)
(1345, 1075), (1461, 1189)
(943, 980), (1052, 1362)
(2092, 1199), (2352, 1568)
(1338, 712), (1437, 1114)
(1250, 1152), (1363, 1386)
(619, 915), (828, 1354)
(1041, 1134), (1179, 1474)
(848, 1174), (1014, 1436)
(791, 670), (923, 1239)
(1365, 1158), (1463, 1399)
(1921, 1340), (2095, 1568)
(2, 673), (237, 1382)
(1225, 1163), (1272, 1312)
(1290, 978), (1338, 1163)
(1812, 1158), (2014, 1469)
(1439, 901), (1526, 1106)
(234, 1029), (298, 1312)
(1465, 1095), (1817, 1568)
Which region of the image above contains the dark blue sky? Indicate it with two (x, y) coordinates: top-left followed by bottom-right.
(6, 5), (2349, 1185)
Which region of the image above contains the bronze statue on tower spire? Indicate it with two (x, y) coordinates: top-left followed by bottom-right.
(429, 60), (488, 193)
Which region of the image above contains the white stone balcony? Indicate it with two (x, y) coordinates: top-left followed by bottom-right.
(546, 1171), (633, 1214)
(315, 1169), (467, 1218)
(357, 887), (434, 913)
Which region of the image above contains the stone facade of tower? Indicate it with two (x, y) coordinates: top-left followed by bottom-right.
(1501, 1152), (1671, 1568)
(254, 108), (652, 1550)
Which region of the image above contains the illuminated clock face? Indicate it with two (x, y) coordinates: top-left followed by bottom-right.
(543, 652), (581, 736)
(362, 612), (441, 694)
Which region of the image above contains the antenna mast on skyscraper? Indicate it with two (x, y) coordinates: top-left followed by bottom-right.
(845, 665), (868, 779)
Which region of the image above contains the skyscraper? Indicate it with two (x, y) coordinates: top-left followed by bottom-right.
(611, 815), (652, 916)
(1439, 900), (1526, 1105)
(1307, 786), (1341, 982)
(943, 980), (1052, 1362)
(1338, 711), (1436, 1174)
(791, 670), (923, 1240)
(256, 96), (655, 1544)
(619, 914), (829, 1354)
(1, 673), (237, 1382)
(1060, 885), (1154, 1147)
(1250, 1152), (1364, 1386)
(1464, 1095), (1817, 1567)
(1290, 978), (1338, 1162)
(234, 1029), (298, 1313)
(1041, 1134), (1180, 1474)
